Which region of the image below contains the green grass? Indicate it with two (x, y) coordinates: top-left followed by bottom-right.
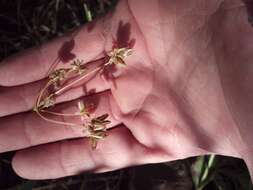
(0, 0), (118, 61)
(191, 155), (252, 190)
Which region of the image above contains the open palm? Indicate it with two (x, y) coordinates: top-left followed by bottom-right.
(1, 0), (253, 180)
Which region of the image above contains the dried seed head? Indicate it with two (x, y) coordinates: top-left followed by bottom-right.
(38, 96), (55, 110)
(49, 69), (67, 82)
(86, 113), (111, 149)
(71, 59), (86, 74)
(107, 48), (133, 66)
(91, 114), (111, 129)
(88, 130), (107, 149)
(77, 101), (90, 117)
(34, 47), (132, 150)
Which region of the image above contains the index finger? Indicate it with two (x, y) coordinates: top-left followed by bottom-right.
(0, 19), (106, 87)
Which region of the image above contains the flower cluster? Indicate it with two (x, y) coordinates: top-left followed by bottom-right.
(33, 47), (133, 149)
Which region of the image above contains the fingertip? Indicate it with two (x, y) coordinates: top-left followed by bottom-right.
(0, 61), (19, 87)
(12, 143), (65, 180)
(0, 48), (47, 86)
(0, 56), (17, 86)
(12, 151), (31, 179)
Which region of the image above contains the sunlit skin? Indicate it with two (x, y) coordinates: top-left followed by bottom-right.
(0, 0), (253, 180)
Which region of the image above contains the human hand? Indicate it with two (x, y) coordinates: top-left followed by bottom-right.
(1, 0), (253, 180)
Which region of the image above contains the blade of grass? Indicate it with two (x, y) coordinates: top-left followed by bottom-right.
(201, 154), (216, 182)
(192, 156), (205, 187)
(197, 155), (217, 190)
(83, 3), (92, 22)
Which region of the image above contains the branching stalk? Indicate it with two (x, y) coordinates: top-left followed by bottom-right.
(33, 47), (133, 149)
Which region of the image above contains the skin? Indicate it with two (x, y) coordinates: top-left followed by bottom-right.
(0, 0), (253, 180)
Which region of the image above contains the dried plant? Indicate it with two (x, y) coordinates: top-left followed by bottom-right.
(33, 47), (133, 149)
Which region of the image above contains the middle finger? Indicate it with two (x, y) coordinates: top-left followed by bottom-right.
(0, 60), (110, 117)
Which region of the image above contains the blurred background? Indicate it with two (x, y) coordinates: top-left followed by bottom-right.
(0, 1), (252, 189)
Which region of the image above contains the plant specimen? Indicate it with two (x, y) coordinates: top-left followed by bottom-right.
(33, 47), (133, 149)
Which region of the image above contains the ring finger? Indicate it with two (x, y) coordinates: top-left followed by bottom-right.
(0, 90), (121, 153)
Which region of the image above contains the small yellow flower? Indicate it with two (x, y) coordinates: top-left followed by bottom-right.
(77, 101), (90, 119)
(87, 114), (111, 149)
(106, 48), (133, 66)
(49, 68), (67, 82)
(71, 59), (86, 74)
(38, 96), (55, 110)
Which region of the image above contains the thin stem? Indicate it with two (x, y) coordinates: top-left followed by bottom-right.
(54, 65), (104, 95)
(35, 80), (54, 108)
(40, 110), (81, 117)
(61, 68), (84, 80)
(35, 109), (84, 128)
